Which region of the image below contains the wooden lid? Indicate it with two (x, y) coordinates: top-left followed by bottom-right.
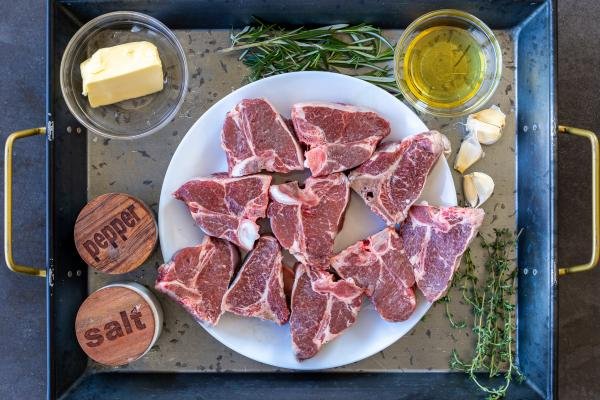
(74, 193), (157, 274)
(75, 283), (162, 366)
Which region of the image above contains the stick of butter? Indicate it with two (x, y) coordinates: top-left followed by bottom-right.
(81, 41), (164, 108)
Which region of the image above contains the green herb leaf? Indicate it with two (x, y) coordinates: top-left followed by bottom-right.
(221, 20), (400, 97)
(441, 229), (524, 399)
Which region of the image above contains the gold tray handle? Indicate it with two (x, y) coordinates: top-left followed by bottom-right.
(4, 127), (46, 277)
(558, 125), (600, 276)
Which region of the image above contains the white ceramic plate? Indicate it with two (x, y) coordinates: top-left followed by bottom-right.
(159, 71), (457, 370)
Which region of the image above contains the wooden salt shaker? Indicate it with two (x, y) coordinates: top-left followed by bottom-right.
(75, 282), (163, 366)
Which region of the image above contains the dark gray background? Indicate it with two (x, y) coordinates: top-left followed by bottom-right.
(0, 0), (596, 398)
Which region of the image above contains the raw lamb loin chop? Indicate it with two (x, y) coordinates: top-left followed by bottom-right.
(221, 98), (304, 177)
(290, 264), (364, 360)
(222, 236), (290, 325)
(399, 205), (485, 302)
(291, 102), (390, 176)
(331, 227), (416, 322)
(268, 173), (350, 269)
(349, 131), (450, 225)
(174, 173), (271, 251)
(155, 236), (239, 325)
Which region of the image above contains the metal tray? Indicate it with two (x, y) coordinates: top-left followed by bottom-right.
(2, 0), (565, 398)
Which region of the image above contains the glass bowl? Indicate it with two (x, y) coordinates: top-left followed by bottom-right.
(394, 9), (502, 117)
(60, 11), (188, 140)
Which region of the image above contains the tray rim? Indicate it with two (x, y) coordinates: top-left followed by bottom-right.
(44, 1), (558, 399)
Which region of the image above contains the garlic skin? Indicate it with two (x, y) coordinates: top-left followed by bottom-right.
(454, 129), (484, 174)
(463, 172), (495, 208)
(471, 105), (506, 128)
(468, 117), (502, 145)
(467, 105), (506, 145)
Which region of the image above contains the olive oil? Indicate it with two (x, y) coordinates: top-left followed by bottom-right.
(402, 26), (486, 109)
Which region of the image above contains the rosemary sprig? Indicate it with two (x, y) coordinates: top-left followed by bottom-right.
(221, 21), (400, 96)
(443, 229), (524, 399)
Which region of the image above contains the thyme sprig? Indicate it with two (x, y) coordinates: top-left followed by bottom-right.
(221, 21), (400, 96)
(442, 229), (524, 399)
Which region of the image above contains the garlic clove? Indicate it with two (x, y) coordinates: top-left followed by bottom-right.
(463, 174), (479, 208)
(468, 105), (506, 145)
(454, 131), (484, 174)
(471, 105), (506, 128)
(463, 172), (495, 208)
(468, 116), (503, 145)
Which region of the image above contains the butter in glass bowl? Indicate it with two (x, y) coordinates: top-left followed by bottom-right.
(80, 41), (164, 108)
(60, 11), (188, 140)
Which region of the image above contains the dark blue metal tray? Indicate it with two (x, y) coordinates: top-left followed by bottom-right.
(31, 0), (560, 398)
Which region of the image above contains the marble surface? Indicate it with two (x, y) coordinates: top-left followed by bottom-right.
(83, 28), (515, 374)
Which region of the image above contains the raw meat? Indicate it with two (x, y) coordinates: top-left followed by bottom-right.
(349, 131), (450, 225)
(221, 98), (304, 177)
(399, 205), (485, 302)
(174, 173), (271, 251)
(223, 236), (290, 325)
(268, 173), (350, 269)
(331, 227), (416, 322)
(291, 102), (390, 176)
(155, 236), (239, 325)
(290, 264), (364, 360)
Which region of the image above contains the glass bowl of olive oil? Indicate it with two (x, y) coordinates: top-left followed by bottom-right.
(395, 9), (502, 117)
